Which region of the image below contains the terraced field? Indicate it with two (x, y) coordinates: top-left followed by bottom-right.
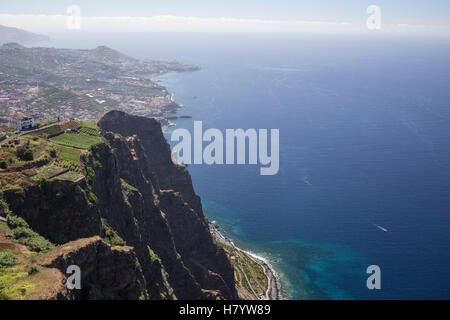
(57, 147), (81, 163)
(79, 127), (99, 136)
(49, 132), (101, 149)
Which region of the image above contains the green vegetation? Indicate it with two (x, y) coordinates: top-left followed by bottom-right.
(50, 132), (101, 149)
(0, 251), (16, 268)
(85, 166), (95, 185)
(102, 220), (126, 246)
(215, 238), (268, 299)
(52, 146), (82, 173)
(0, 267), (27, 299)
(33, 125), (62, 138)
(147, 246), (161, 264)
(120, 178), (139, 192)
(81, 121), (97, 129)
(0, 265), (43, 300)
(79, 127), (99, 136)
(16, 145), (33, 161)
(0, 197), (11, 216)
(53, 160), (80, 173)
(11, 225), (54, 253)
(31, 164), (63, 181)
(5, 214), (28, 229)
(0, 161), (7, 169)
(88, 191), (98, 204)
(34, 118), (58, 128)
(5, 210), (54, 253)
(58, 147), (80, 163)
(27, 267), (39, 276)
(32, 120), (81, 139)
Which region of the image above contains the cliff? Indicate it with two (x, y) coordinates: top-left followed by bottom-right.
(0, 110), (237, 300)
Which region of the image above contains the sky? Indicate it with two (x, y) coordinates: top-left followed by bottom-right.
(0, 1), (449, 35)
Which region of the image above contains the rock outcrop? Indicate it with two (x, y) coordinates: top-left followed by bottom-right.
(37, 237), (147, 300)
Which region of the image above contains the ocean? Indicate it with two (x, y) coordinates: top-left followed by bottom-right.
(47, 33), (450, 299)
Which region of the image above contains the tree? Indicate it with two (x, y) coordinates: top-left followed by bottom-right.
(16, 145), (34, 161)
(0, 161), (7, 169)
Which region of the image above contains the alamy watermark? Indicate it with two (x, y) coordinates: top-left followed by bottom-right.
(367, 5), (381, 30)
(366, 265), (381, 290)
(171, 121), (279, 176)
(67, 5), (81, 30)
(66, 265), (81, 290)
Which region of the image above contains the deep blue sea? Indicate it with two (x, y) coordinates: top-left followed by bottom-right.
(48, 33), (450, 299)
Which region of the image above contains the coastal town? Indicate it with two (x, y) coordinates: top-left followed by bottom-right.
(0, 42), (197, 130)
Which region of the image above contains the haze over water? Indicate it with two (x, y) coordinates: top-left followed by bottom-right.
(49, 33), (450, 299)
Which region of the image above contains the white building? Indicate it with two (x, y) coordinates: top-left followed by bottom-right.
(9, 115), (34, 130)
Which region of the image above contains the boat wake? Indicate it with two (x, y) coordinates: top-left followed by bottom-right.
(374, 224), (388, 232)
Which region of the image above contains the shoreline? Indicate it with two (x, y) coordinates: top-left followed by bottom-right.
(209, 222), (282, 300)
(156, 70), (281, 300)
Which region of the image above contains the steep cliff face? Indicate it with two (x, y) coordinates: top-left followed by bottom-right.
(37, 236), (148, 300)
(92, 111), (236, 299)
(1, 110), (237, 300)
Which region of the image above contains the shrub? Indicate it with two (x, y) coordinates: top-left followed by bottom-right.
(13, 189), (25, 198)
(0, 161), (7, 169)
(101, 220), (126, 246)
(13, 227), (37, 240)
(0, 197), (11, 216)
(147, 246), (161, 264)
(6, 215), (29, 229)
(88, 191), (98, 204)
(6, 214), (54, 252)
(85, 167), (95, 185)
(28, 266), (39, 275)
(18, 236), (54, 252)
(49, 147), (57, 158)
(16, 145), (33, 161)
(0, 250), (16, 268)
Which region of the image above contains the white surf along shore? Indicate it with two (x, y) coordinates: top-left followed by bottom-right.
(209, 221), (283, 300)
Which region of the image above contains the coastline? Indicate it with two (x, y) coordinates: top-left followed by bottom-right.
(209, 222), (282, 300)
(156, 70), (281, 300)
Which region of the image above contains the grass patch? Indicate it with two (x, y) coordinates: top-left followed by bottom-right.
(81, 121), (97, 129)
(54, 146), (81, 172)
(0, 266), (40, 299)
(58, 146), (81, 163)
(0, 267), (28, 299)
(50, 132), (101, 149)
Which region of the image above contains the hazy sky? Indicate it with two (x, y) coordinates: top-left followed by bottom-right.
(0, 1), (449, 35)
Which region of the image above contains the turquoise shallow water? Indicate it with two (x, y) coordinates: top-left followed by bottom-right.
(49, 34), (450, 299)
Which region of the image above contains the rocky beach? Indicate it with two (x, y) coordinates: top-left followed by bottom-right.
(209, 222), (282, 300)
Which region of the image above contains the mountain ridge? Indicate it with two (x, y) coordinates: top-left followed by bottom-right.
(0, 25), (49, 46)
